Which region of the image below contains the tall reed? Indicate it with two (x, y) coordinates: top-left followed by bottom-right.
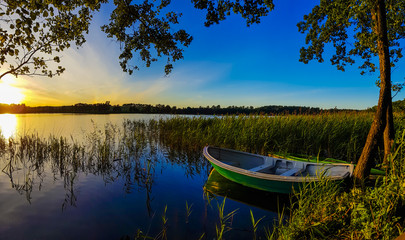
(154, 112), (378, 163)
(215, 197), (238, 240)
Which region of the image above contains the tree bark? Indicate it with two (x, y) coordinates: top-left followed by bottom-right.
(353, 0), (392, 183)
(383, 101), (395, 167)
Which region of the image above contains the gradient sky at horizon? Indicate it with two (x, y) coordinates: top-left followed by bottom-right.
(5, 0), (405, 109)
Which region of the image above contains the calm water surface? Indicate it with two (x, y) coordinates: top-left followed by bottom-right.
(0, 114), (288, 239)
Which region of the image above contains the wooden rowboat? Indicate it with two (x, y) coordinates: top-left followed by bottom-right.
(203, 146), (354, 194)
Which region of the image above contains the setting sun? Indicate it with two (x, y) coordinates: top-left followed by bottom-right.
(0, 75), (24, 104)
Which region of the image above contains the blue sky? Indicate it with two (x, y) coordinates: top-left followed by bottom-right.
(15, 0), (405, 109)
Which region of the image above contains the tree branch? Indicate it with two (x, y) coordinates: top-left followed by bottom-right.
(0, 42), (43, 79)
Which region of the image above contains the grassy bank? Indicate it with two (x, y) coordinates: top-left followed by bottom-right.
(268, 132), (405, 240)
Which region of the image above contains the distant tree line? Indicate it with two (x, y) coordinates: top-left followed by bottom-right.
(366, 99), (405, 113)
(0, 101), (357, 115)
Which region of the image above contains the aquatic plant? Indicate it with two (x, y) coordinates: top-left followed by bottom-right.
(215, 197), (239, 240)
(250, 210), (265, 240)
(185, 201), (193, 224)
(153, 113), (378, 163)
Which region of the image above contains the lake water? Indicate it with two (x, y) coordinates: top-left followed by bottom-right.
(0, 113), (288, 239)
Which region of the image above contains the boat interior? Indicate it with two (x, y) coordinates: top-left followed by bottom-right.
(207, 146), (351, 177)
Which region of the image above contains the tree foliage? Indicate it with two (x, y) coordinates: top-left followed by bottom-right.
(297, 0), (405, 75)
(101, 0), (274, 75)
(0, 0), (106, 79)
(191, 0), (274, 27)
(101, 0), (193, 75)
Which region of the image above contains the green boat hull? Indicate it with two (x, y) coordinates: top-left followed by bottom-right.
(203, 146), (353, 194)
(211, 162), (301, 194)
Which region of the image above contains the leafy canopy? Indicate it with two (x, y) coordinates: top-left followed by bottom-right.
(1, 0), (275, 78)
(298, 0), (405, 75)
(101, 0), (274, 75)
(101, 0), (193, 75)
(0, 0), (106, 79)
(191, 0), (274, 27)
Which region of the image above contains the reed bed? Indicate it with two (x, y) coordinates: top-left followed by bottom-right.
(0, 121), (158, 208)
(0, 118), (211, 211)
(154, 112), (378, 163)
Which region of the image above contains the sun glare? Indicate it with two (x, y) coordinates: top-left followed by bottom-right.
(0, 75), (24, 104)
(0, 114), (17, 139)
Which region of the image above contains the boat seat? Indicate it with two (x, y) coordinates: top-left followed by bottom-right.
(280, 168), (303, 176)
(248, 162), (273, 172)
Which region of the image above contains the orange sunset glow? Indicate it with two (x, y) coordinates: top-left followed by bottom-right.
(0, 75), (25, 104)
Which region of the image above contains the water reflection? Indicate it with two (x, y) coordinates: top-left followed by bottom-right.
(204, 169), (290, 212)
(0, 117), (274, 239)
(0, 114), (17, 138)
(0, 119), (210, 212)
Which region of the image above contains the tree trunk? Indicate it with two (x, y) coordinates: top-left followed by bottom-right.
(353, 0), (392, 183)
(383, 101), (395, 167)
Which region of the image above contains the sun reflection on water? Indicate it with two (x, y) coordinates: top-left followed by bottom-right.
(0, 114), (17, 139)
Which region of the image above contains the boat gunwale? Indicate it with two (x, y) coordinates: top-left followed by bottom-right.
(203, 146), (354, 183)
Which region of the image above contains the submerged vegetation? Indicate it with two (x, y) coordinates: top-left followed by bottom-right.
(0, 112), (404, 239)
